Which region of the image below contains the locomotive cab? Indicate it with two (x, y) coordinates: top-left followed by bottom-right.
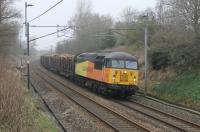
(105, 59), (138, 86)
(74, 51), (139, 97)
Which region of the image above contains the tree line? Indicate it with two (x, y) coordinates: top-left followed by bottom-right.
(0, 0), (21, 56)
(55, 0), (200, 70)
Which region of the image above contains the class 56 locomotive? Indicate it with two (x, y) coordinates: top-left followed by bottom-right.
(75, 51), (139, 97)
(41, 51), (139, 98)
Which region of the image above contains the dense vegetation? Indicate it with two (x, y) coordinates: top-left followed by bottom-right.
(0, 57), (32, 131)
(0, 57), (58, 131)
(56, 0), (200, 68)
(148, 0), (200, 109)
(0, 0), (58, 131)
(152, 69), (200, 110)
(0, 0), (21, 55)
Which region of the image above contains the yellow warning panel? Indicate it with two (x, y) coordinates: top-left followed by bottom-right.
(75, 61), (89, 77)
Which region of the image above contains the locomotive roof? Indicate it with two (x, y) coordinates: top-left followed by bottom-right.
(78, 52), (137, 61)
(60, 54), (75, 58)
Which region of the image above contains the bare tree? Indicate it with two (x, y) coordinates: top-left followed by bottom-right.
(0, 0), (21, 54)
(157, 0), (200, 35)
(121, 7), (140, 24)
(68, 0), (113, 53)
(172, 0), (200, 35)
(0, 0), (20, 22)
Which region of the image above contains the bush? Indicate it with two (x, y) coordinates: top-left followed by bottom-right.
(150, 27), (200, 70)
(100, 32), (117, 49)
(150, 51), (169, 70)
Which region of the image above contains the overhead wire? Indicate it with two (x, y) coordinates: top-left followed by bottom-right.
(28, 0), (63, 23)
(29, 27), (72, 42)
(119, 9), (185, 22)
(25, 0), (73, 42)
(27, 2), (178, 42)
(30, 25), (73, 28)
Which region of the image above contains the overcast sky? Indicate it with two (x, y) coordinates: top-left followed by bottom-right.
(15, 0), (156, 50)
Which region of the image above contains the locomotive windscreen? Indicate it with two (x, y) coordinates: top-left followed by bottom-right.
(106, 59), (138, 69)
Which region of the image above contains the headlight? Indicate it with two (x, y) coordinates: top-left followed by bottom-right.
(113, 74), (116, 80)
(133, 76), (136, 82)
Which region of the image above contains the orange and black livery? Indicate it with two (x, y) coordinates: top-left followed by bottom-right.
(41, 51), (139, 98)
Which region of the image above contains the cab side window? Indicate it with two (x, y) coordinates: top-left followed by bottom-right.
(106, 59), (111, 68)
(95, 61), (103, 70)
(94, 56), (105, 70)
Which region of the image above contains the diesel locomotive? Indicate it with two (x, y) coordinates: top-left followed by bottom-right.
(40, 51), (139, 97)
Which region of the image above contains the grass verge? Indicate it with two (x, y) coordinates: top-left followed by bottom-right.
(149, 69), (200, 111)
(32, 104), (58, 132)
(0, 56), (58, 132)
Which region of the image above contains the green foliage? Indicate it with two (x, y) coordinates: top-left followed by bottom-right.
(152, 69), (200, 110)
(149, 26), (200, 69)
(33, 108), (58, 132)
(148, 0), (200, 69)
(150, 51), (169, 70)
(100, 32), (116, 49)
(59, 0), (200, 70)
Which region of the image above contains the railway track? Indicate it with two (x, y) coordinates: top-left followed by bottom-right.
(34, 66), (200, 132)
(30, 80), (67, 132)
(34, 68), (153, 132)
(117, 100), (200, 132)
(136, 92), (200, 116)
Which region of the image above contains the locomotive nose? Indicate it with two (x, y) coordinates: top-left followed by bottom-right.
(111, 69), (138, 85)
(120, 71), (128, 82)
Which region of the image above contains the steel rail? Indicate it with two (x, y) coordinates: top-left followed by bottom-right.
(136, 92), (200, 116)
(128, 100), (200, 131)
(30, 79), (67, 132)
(35, 68), (153, 132)
(117, 101), (200, 132)
(33, 72), (121, 132)
(117, 101), (186, 131)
